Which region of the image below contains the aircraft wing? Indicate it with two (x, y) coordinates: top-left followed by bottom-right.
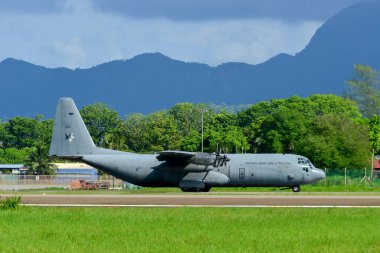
(156, 151), (195, 163)
(156, 151), (229, 166)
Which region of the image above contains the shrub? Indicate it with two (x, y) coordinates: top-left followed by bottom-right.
(0, 196), (22, 210)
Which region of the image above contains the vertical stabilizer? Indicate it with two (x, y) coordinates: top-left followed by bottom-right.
(49, 97), (97, 157)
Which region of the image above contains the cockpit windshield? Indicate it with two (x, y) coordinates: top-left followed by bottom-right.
(298, 157), (314, 168)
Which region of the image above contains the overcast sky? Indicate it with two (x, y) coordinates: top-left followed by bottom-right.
(0, 0), (364, 68)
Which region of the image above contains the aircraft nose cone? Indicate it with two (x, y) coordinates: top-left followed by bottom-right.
(321, 170), (326, 179)
(314, 168), (326, 181)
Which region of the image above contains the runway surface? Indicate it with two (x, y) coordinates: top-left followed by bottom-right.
(9, 194), (380, 207)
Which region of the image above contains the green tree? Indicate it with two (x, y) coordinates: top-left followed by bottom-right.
(80, 103), (121, 147)
(104, 122), (129, 151)
(0, 122), (9, 148)
(368, 115), (380, 154)
(0, 116), (53, 148)
(346, 64), (380, 117)
(238, 95), (361, 128)
(169, 102), (210, 135)
(124, 113), (151, 152)
(146, 111), (181, 151)
(169, 102), (215, 152)
(35, 117), (54, 146)
(180, 129), (201, 152)
(205, 111), (249, 153)
(299, 115), (370, 169)
(219, 126), (249, 153)
(210, 110), (238, 128)
(0, 148), (32, 164)
(251, 108), (308, 153)
(26, 142), (56, 175)
(239, 95), (362, 154)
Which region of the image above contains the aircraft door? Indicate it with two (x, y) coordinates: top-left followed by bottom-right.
(239, 168), (245, 180)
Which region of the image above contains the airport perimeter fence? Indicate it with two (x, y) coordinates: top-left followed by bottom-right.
(1, 168), (380, 191)
(0, 174), (125, 189)
(316, 168), (380, 189)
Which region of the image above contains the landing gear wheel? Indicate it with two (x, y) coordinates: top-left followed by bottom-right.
(181, 188), (199, 192)
(292, 185), (301, 192)
(202, 186), (211, 192)
(181, 187), (211, 192)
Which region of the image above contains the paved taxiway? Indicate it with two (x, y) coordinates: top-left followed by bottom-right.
(11, 194), (380, 207)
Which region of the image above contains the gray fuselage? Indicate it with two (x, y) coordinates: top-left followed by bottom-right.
(79, 152), (325, 188)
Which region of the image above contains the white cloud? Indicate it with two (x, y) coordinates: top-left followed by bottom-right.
(0, 1), (322, 68)
(90, 0), (361, 22)
(53, 38), (86, 68)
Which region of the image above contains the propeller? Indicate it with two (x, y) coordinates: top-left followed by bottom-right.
(214, 152), (230, 167)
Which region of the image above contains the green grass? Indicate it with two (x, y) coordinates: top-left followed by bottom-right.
(0, 207), (380, 252)
(0, 195), (21, 210)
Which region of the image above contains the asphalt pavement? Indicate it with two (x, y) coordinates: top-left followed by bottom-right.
(9, 194), (380, 207)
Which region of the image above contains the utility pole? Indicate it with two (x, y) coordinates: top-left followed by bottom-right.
(344, 167), (347, 191)
(201, 109), (207, 153)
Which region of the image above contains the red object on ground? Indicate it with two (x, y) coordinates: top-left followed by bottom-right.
(70, 180), (109, 190)
(373, 159), (380, 169)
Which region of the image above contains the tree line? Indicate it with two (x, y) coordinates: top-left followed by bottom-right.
(0, 64), (380, 173)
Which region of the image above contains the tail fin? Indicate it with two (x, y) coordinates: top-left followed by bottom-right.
(49, 97), (97, 157)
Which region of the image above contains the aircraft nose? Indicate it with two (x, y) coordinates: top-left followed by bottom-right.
(313, 168), (326, 182)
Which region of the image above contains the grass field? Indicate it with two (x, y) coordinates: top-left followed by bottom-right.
(0, 207), (380, 252)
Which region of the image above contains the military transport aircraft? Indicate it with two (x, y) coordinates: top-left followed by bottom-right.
(49, 98), (325, 192)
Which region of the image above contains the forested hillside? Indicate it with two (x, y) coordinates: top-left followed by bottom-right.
(0, 94), (378, 173)
(1, 1), (380, 118)
(2, 64), (380, 173)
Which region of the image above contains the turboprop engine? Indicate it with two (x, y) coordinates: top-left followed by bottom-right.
(187, 153), (216, 166)
(187, 153), (230, 167)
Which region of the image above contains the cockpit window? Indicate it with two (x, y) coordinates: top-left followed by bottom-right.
(298, 157), (314, 168)
(298, 157), (307, 164)
(306, 159), (314, 168)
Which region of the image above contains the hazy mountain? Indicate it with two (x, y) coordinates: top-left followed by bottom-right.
(1, 0), (380, 118)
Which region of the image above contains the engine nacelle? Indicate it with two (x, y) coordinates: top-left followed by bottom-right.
(183, 163), (214, 172)
(187, 153), (230, 167)
(204, 171), (230, 186)
(187, 153), (217, 166)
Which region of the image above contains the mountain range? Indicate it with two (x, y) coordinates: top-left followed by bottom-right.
(1, 0), (380, 118)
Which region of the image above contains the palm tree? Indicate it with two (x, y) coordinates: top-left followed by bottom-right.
(26, 142), (56, 175)
(104, 123), (129, 151)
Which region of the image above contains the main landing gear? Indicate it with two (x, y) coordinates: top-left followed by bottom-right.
(292, 185), (301, 192)
(181, 186), (211, 192)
